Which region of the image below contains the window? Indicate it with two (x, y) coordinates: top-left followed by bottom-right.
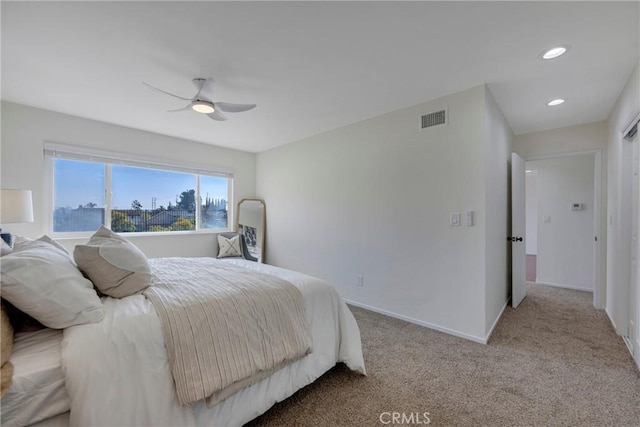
(111, 165), (198, 233)
(54, 159), (105, 232)
(47, 145), (232, 234)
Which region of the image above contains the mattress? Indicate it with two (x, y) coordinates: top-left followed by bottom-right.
(1, 329), (70, 427)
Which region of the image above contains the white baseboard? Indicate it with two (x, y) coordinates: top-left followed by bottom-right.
(535, 281), (593, 292)
(343, 299), (487, 344)
(604, 307), (639, 370)
(485, 300), (509, 343)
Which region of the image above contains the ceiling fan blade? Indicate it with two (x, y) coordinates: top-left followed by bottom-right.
(207, 110), (228, 121)
(167, 104), (192, 112)
(142, 82), (192, 101)
(214, 102), (256, 113)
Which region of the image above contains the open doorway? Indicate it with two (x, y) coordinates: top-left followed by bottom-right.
(524, 152), (599, 297)
(525, 169), (538, 282)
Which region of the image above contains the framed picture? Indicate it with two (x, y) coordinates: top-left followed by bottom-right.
(244, 225), (257, 247)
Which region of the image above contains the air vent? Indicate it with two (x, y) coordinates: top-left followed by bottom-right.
(421, 110), (446, 129)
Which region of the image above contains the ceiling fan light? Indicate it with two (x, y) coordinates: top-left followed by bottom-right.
(192, 101), (214, 114)
(540, 45), (571, 60)
(547, 98), (565, 106)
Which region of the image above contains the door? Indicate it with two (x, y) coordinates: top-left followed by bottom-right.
(511, 152), (526, 308)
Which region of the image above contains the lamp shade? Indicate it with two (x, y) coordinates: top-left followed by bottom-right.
(1, 189), (34, 224)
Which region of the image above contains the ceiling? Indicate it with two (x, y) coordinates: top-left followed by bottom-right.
(2, 2), (638, 153)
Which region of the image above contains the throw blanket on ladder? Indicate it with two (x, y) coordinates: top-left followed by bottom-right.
(145, 257), (312, 407)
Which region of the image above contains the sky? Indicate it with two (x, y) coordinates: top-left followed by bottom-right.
(54, 159), (228, 209)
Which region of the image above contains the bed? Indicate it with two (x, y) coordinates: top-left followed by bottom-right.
(0, 234), (365, 427)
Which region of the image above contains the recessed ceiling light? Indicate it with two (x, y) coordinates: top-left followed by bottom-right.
(547, 99), (565, 106)
(539, 45), (571, 60)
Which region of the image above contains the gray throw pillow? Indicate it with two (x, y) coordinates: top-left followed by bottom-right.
(217, 234), (243, 258)
(74, 226), (151, 298)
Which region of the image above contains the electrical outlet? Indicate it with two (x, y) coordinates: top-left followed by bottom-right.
(356, 275), (364, 288)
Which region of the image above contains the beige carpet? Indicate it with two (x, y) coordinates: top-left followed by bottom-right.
(247, 284), (640, 426)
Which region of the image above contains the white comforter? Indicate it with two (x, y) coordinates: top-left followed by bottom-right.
(61, 259), (365, 427)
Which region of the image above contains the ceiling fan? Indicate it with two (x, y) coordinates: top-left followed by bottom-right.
(143, 77), (256, 121)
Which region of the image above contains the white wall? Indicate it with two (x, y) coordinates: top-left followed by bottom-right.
(257, 85), (511, 342)
(606, 60), (640, 365)
(529, 155), (595, 291)
(514, 121), (608, 158)
(525, 172), (538, 255)
(483, 87), (513, 335)
(0, 101), (256, 257)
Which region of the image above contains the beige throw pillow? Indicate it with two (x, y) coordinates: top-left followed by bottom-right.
(74, 226), (151, 298)
(1, 305), (14, 367)
(0, 304), (13, 397)
(217, 234), (242, 258)
(0, 361), (13, 398)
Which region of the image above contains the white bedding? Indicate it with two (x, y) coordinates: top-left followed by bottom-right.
(61, 258), (365, 427)
(1, 329), (70, 427)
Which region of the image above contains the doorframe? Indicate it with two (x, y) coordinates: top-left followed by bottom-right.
(621, 113), (640, 360)
(629, 136), (639, 360)
(523, 149), (603, 309)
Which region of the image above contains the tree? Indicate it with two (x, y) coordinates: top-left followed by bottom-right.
(177, 189), (196, 212)
(170, 218), (194, 231)
(84, 202), (97, 208)
(131, 200), (142, 211)
(111, 211), (135, 232)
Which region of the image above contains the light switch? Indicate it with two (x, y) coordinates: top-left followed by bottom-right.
(544, 215), (551, 223)
(450, 212), (461, 227)
(465, 210), (474, 226)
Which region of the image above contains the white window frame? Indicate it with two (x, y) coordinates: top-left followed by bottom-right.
(44, 142), (234, 237)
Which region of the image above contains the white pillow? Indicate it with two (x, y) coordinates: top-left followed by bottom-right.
(11, 235), (33, 252)
(36, 235), (71, 256)
(74, 226), (151, 298)
(217, 234), (243, 258)
(0, 240), (104, 329)
(0, 239), (12, 257)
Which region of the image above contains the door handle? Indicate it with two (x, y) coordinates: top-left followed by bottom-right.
(507, 237), (523, 242)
